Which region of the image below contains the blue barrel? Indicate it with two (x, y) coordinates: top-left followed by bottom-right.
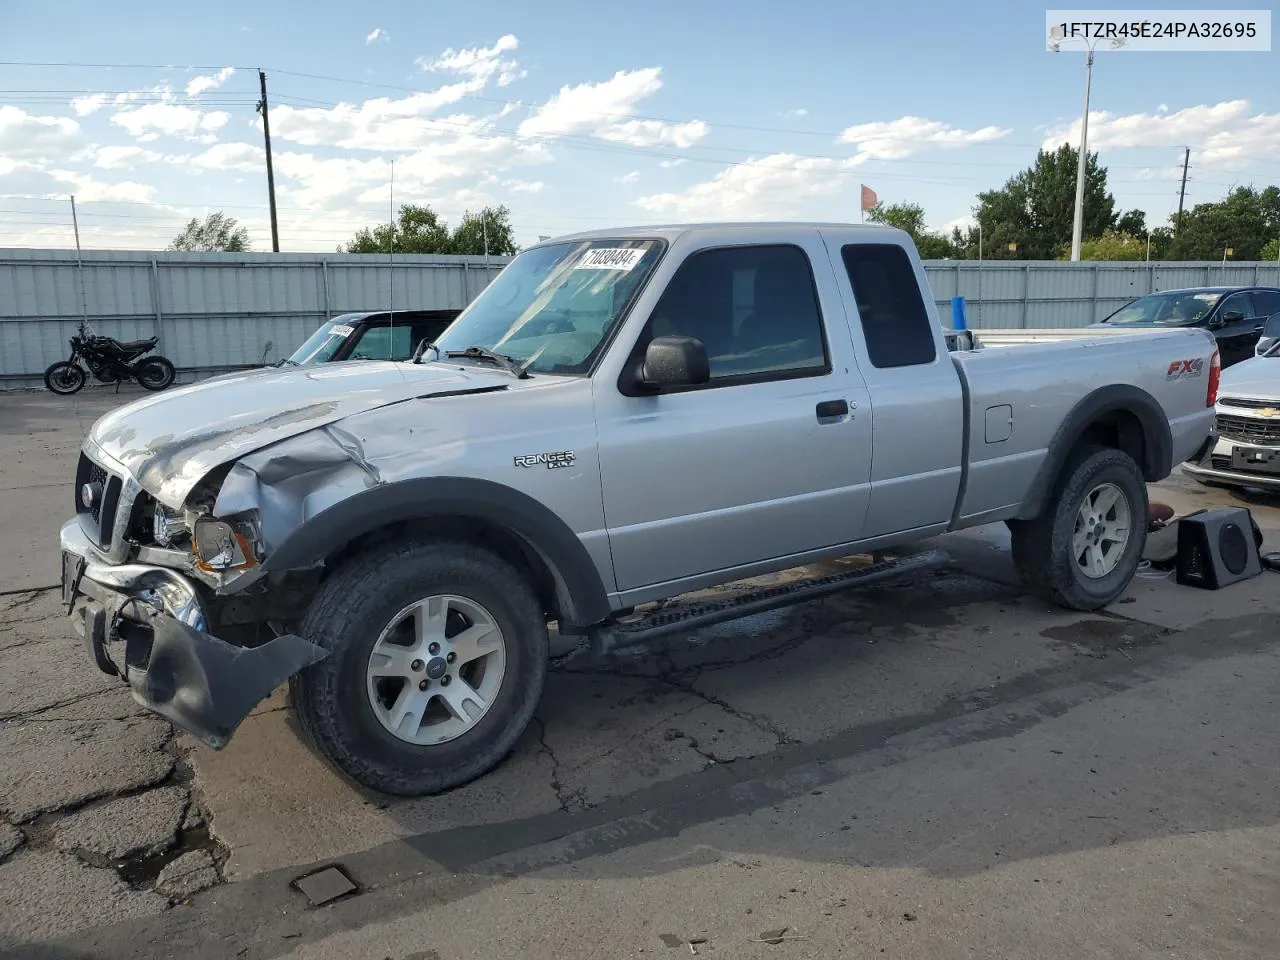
(951, 295), (968, 331)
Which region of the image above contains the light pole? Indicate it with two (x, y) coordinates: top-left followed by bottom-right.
(1050, 30), (1125, 261)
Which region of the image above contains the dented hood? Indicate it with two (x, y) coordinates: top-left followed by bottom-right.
(88, 361), (510, 508)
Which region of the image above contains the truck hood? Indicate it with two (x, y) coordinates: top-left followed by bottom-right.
(88, 361), (512, 508)
(1219, 356), (1280, 404)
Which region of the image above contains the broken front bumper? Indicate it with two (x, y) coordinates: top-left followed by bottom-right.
(60, 518), (328, 749)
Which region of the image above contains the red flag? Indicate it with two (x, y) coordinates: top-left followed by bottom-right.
(860, 184), (878, 211)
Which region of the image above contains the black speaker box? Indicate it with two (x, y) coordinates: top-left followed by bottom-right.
(1175, 507), (1262, 589)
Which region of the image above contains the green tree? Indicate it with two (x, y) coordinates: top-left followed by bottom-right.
(1115, 209), (1147, 236)
(1173, 186), (1280, 260)
(974, 144), (1116, 259)
(1075, 230), (1145, 261)
(1261, 237), (1280, 262)
(342, 203), (451, 254)
(866, 201), (953, 258)
(449, 206), (518, 256)
(168, 212), (250, 252)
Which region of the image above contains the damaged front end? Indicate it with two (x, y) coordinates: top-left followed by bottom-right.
(62, 517), (328, 749)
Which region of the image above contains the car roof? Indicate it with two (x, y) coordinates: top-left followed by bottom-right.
(534, 221), (909, 246)
(329, 308), (461, 323)
(1143, 286), (1280, 296)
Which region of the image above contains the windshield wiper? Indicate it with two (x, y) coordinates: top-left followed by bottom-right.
(444, 345), (530, 379)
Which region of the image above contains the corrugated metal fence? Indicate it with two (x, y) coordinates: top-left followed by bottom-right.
(0, 249), (509, 388)
(2, 249), (1279, 389)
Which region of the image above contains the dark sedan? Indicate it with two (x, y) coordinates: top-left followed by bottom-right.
(1094, 285), (1280, 367)
(283, 308), (462, 367)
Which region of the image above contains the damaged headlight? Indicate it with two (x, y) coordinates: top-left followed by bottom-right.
(153, 502), (189, 547)
(192, 518), (260, 572)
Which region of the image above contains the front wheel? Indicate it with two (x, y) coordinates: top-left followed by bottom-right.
(1008, 445), (1148, 611)
(43, 361), (86, 395)
(136, 356), (176, 391)
(290, 540), (549, 795)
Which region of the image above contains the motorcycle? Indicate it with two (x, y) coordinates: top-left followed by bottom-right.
(43, 324), (177, 396)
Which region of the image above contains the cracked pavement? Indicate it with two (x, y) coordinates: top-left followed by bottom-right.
(4, 388), (1280, 960)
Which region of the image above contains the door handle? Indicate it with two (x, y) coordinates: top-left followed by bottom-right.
(815, 399), (849, 420)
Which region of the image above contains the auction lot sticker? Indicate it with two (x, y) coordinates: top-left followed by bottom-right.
(576, 248), (646, 271)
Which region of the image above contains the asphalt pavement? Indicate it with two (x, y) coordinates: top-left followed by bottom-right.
(3, 383), (1280, 960)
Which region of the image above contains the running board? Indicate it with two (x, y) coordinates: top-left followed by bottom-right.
(587, 549), (951, 655)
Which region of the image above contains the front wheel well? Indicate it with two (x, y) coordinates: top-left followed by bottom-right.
(323, 517), (563, 624)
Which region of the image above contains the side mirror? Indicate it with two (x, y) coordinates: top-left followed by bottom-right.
(639, 336), (710, 390)
(1206, 315), (1226, 330)
(1220, 310), (1245, 324)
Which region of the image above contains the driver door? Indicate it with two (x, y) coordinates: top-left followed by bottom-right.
(1214, 292), (1259, 366)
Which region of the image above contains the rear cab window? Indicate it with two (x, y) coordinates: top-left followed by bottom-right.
(840, 244), (937, 368)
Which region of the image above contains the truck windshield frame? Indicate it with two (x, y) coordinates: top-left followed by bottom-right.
(431, 238), (666, 376)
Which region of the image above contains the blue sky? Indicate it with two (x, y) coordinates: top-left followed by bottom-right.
(1, 0), (1277, 251)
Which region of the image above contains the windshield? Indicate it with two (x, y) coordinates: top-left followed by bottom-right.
(1102, 291), (1223, 326)
(286, 315), (363, 365)
(431, 239), (664, 375)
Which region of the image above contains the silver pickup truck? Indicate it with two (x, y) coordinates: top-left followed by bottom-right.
(60, 222), (1219, 795)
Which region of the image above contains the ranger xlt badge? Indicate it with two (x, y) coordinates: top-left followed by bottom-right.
(514, 451), (576, 469)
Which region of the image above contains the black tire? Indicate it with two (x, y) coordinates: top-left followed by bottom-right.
(136, 356), (176, 391)
(1008, 445), (1149, 611)
(43, 361), (86, 395)
(289, 540), (549, 796)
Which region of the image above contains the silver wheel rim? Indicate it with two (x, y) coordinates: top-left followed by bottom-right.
(1073, 482), (1132, 579)
(365, 594), (506, 745)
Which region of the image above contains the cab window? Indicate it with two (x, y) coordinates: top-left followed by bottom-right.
(352, 325), (414, 360)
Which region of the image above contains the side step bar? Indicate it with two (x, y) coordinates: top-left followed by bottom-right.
(587, 549), (951, 655)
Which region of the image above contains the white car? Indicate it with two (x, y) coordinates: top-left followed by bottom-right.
(1184, 313), (1280, 493)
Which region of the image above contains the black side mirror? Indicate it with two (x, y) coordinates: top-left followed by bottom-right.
(1206, 315), (1226, 330)
(1220, 310), (1245, 324)
(639, 336), (710, 390)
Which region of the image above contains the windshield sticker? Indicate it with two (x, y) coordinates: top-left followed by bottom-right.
(329, 324), (355, 337)
(575, 248), (645, 271)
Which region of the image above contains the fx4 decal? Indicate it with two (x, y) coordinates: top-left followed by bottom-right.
(1166, 358), (1205, 380)
(514, 451), (577, 469)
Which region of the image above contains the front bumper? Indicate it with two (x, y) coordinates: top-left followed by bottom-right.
(60, 519), (328, 749)
(1181, 431), (1280, 493)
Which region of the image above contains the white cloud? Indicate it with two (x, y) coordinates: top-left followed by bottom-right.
(419, 34), (523, 86)
(502, 178), (544, 193)
(838, 116), (1010, 160)
(659, 158), (687, 168)
(271, 97), (490, 150)
(111, 102), (230, 141)
(185, 67), (235, 97)
(1157, 103), (1169, 113)
(518, 67), (708, 148)
(636, 153), (857, 220)
(48, 169), (157, 203)
(781, 107), (808, 119)
(618, 170), (641, 184)
(0, 106), (81, 160)
(366, 27), (386, 44)
(934, 215), (976, 233)
(189, 142), (263, 172)
(72, 94), (107, 116)
(1040, 100), (1279, 168)
(113, 84), (172, 106)
(94, 145), (165, 169)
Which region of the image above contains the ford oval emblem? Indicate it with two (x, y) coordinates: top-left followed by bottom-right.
(81, 482), (100, 509)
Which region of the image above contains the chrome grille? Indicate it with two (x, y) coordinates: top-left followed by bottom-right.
(75, 450), (124, 550)
(1220, 397), (1280, 411)
(1216, 414), (1280, 446)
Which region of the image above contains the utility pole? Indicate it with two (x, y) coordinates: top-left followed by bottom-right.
(257, 69), (280, 252)
(1174, 147), (1190, 244)
(1068, 45), (1094, 262)
(70, 195), (88, 330)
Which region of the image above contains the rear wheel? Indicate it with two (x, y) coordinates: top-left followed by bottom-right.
(290, 540), (548, 795)
(1008, 445), (1148, 611)
(136, 356), (176, 391)
(43, 361), (86, 395)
